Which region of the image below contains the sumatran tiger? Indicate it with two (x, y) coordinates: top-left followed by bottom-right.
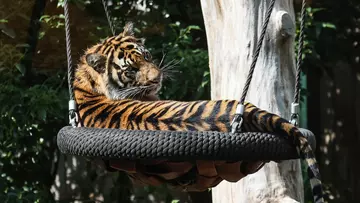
(73, 22), (324, 203)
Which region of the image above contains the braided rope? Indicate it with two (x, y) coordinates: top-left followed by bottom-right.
(63, 0), (78, 127)
(294, 0), (307, 104)
(63, 0), (74, 101)
(102, 0), (116, 36)
(240, 0), (276, 104)
(231, 0), (277, 132)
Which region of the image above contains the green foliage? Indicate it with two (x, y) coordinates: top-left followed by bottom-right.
(154, 23), (210, 100)
(0, 41), (67, 202)
(39, 15), (65, 29)
(1, 0), (209, 202)
(296, 8), (336, 61)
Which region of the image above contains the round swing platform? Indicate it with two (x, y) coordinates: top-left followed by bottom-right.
(57, 126), (318, 161)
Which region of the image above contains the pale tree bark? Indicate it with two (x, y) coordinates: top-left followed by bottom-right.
(200, 0), (304, 203)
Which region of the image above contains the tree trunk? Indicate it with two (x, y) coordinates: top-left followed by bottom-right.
(200, 0), (304, 202)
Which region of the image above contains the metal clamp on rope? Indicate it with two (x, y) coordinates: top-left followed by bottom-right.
(68, 99), (79, 128)
(290, 102), (300, 127)
(231, 104), (245, 133)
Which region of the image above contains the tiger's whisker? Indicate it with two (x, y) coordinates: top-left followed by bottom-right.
(159, 51), (167, 68)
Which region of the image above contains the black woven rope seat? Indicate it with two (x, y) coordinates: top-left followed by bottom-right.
(55, 126), (318, 161)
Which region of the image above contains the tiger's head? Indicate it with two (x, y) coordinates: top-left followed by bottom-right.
(75, 22), (163, 100)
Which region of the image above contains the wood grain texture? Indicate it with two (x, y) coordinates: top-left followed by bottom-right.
(200, 0), (304, 202)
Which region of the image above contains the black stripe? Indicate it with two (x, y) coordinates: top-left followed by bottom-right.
(188, 102), (197, 113)
(262, 111), (275, 132)
(134, 102), (165, 125)
(81, 102), (105, 121)
(83, 116), (92, 127)
(126, 119), (134, 129)
(92, 104), (119, 125)
(288, 126), (298, 144)
(108, 54), (114, 67)
(244, 102), (255, 108)
(242, 107), (259, 131)
(113, 43), (121, 51)
(108, 101), (139, 128)
(152, 122), (160, 130)
(184, 102), (206, 125)
(94, 45), (103, 53)
(218, 101), (236, 131)
(74, 87), (95, 96)
(257, 110), (273, 130)
(78, 99), (102, 111)
(157, 102), (184, 125)
(253, 110), (268, 131)
(144, 104), (173, 127)
(106, 36), (116, 44)
(153, 106), (170, 118)
(168, 125), (176, 131)
(208, 101), (221, 121)
(180, 102), (196, 122)
(206, 101), (222, 131)
(224, 101), (237, 117)
(89, 116), (96, 127)
(169, 103), (188, 127)
(185, 124), (197, 131)
(103, 45), (113, 56)
(173, 103), (188, 119)
(131, 101), (156, 114)
(273, 117), (285, 136)
(142, 121), (149, 130)
(76, 92), (103, 100)
(126, 44), (134, 49)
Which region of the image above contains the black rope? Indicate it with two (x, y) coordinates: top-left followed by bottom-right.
(294, 0), (307, 104)
(64, 0), (74, 101)
(63, 0), (78, 127)
(240, 0), (276, 104)
(102, 0), (116, 36)
(230, 0), (277, 133)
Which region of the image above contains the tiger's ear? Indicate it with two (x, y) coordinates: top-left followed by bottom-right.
(122, 22), (134, 36)
(85, 53), (106, 73)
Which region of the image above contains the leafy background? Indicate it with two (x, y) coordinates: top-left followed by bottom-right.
(0, 0), (359, 202)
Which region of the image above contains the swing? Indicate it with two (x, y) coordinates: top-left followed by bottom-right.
(56, 0), (323, 202)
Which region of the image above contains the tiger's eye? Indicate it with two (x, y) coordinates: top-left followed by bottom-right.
(113, 63), (122, 70)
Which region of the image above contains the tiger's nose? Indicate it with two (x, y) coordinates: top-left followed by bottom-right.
(147, 68), (162, 84)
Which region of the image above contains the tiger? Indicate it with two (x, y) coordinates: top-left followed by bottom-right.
(73, 22), (324, 203)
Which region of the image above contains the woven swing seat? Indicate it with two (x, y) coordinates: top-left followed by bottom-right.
(56, 126), (316, 191)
